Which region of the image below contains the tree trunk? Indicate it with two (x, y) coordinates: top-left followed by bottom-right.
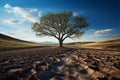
(59, 40), (63, 47)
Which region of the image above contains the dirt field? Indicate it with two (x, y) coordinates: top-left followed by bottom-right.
(0, 47), (120, 80)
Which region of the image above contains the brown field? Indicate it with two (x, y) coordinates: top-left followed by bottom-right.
(0, 46), (120, 80)
(0, 33), (50, 51)
(0, 34), (120, 80)
(67, 39), (120, 53)
(80, 38), (120, 49)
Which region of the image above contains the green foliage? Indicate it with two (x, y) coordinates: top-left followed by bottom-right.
(32, 12), (88, 47)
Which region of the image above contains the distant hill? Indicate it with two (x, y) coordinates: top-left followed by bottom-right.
(40, 41), (57, 44)
(0, 33), (32, 42)
(0, 33), (18, 40)
(98, 38), (120, 43)
(67, 42), (94, 45)
(82, 38), (120, 48)
(0, 33), (40, 50)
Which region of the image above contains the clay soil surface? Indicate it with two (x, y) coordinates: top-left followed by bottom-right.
(0, 47), (120, 80)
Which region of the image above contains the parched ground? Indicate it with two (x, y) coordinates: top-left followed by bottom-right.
(0, 47), (120, 80)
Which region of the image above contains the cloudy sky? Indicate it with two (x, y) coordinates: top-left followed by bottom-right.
(0, 0), (120, 43)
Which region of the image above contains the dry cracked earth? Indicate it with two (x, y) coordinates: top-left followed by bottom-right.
(0, 47), (120, 80)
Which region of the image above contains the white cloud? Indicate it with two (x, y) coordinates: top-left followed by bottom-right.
(73, 11), (84, 16)
(38, 11), (42, 17)
(29, 8), (38, 12)
(4, 4), (41, 23)
(94, 29), (113, 36)
(4, 18), (23, 24)
(6, 27), (58, 42)
(4, 4), (11, 8)
(73, 12), (79, 16)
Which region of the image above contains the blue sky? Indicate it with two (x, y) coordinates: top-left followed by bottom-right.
(0, 0), (120, 43)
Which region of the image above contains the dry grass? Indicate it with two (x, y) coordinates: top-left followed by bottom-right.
(74, 38), (120, 49)
(0, 39), (48, 50)
(0, 33), (44, 50)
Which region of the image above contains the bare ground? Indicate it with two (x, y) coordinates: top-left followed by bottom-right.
(0, 47), (120, 80)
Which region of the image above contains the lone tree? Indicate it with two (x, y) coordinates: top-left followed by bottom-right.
(32, 12), (88, 47)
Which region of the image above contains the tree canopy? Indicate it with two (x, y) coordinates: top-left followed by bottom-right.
(32, 12), (88, 47)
